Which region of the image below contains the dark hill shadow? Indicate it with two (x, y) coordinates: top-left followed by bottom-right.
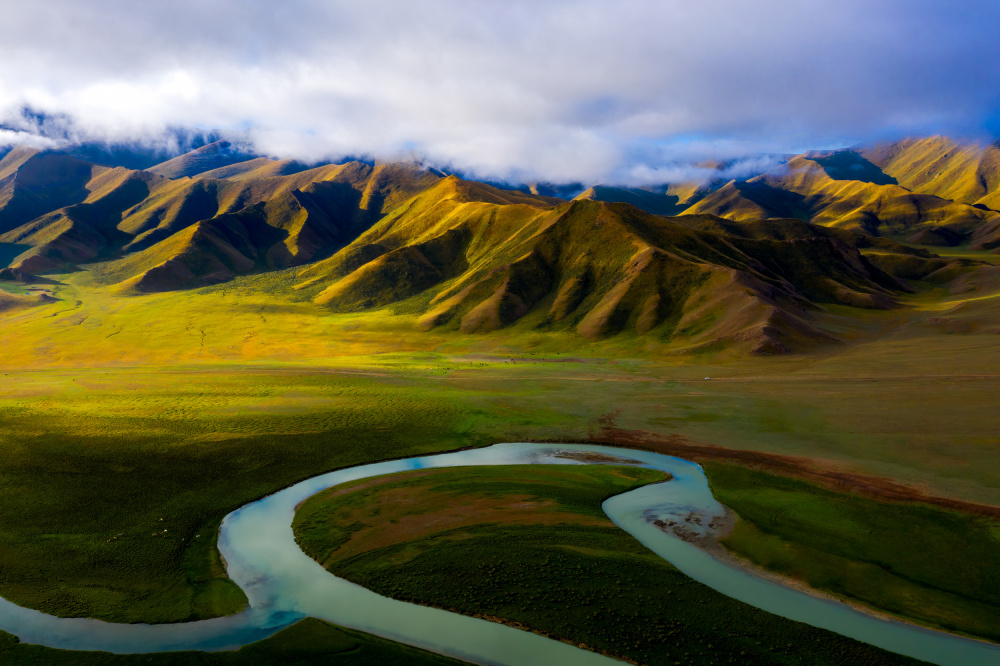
(734, 181), (811, 220)
(812, 151), (898, 185)
(0, 242), (31, 268)
(589, 186), (685, 216)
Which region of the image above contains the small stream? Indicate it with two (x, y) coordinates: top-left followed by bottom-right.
(0, 443), (997, 665)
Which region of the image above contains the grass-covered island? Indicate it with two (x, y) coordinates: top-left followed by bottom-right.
(293, 464), (925, 666)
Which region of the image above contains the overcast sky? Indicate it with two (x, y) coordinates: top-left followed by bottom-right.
(1, 1), (998, 184)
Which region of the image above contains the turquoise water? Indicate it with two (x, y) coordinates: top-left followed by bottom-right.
(0, 443), (997, 665)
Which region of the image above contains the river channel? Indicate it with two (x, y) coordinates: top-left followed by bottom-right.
(0, 443), (997, 665)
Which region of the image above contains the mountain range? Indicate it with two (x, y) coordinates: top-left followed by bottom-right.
(586, 138), (1000, 250)
(1, 135), (998, 355)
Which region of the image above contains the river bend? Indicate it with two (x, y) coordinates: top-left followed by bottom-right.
(0, 443), (997, 665)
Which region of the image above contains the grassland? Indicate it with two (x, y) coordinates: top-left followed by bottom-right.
(1, 339), (998, 624)
(704, 463), (1000, 642)
(0, 365), (562, 623)
(3, 246), (1000, 498)
(1, 238), (999, 660)
(293, 465), (923, 666)
(0, 618), (466, 665)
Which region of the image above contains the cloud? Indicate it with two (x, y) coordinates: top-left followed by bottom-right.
(1, 1), (998, 184)
(622, 155), (790, 188)
(0, 128), (58, 150)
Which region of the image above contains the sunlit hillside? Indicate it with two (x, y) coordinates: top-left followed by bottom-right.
(2, 137), (1000, 367)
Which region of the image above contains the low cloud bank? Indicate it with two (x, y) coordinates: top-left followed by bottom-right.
(620, 155), (789, 188)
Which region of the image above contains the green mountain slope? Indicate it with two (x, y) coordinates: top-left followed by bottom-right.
(0, 152), (443, 281)
(0, 148), (100, 236)
(77, 162), (443, 292)
(860, 136), (1000, 209)
(0, 166), (165, 272)
(297, 177), (911, 354)
(118, 161), (441, 251)
(686, 153), (1000, 247)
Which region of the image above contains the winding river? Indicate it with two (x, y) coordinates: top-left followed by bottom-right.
(0, 443), (998, 665)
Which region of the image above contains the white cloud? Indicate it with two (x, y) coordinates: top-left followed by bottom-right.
(0, 129), (58, 150)
(1, 1), (998, 184)
(623, 155), (790, 188)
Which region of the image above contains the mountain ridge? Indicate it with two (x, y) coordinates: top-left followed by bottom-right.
(2, 135), (1000, 356)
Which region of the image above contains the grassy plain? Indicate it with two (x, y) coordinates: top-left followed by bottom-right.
(293, 465), (922, 666)
(0, 618), (465, 665)
(3, 258), (1000, 505)
(1, 248), (999, 660)
(0, 365), (541, 622)
(0, 348), (998, 624)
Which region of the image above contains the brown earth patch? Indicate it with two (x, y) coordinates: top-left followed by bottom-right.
(321, 485), (610, 566)
(551, 450), (643, 465)
(295, 469), (441, 511)
(539, 425), (1000, 519)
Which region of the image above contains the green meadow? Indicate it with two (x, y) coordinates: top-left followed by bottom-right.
(704, 463), (1000, 642)
(0, 347), (998, 626)
(0, 366), (526, 623)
